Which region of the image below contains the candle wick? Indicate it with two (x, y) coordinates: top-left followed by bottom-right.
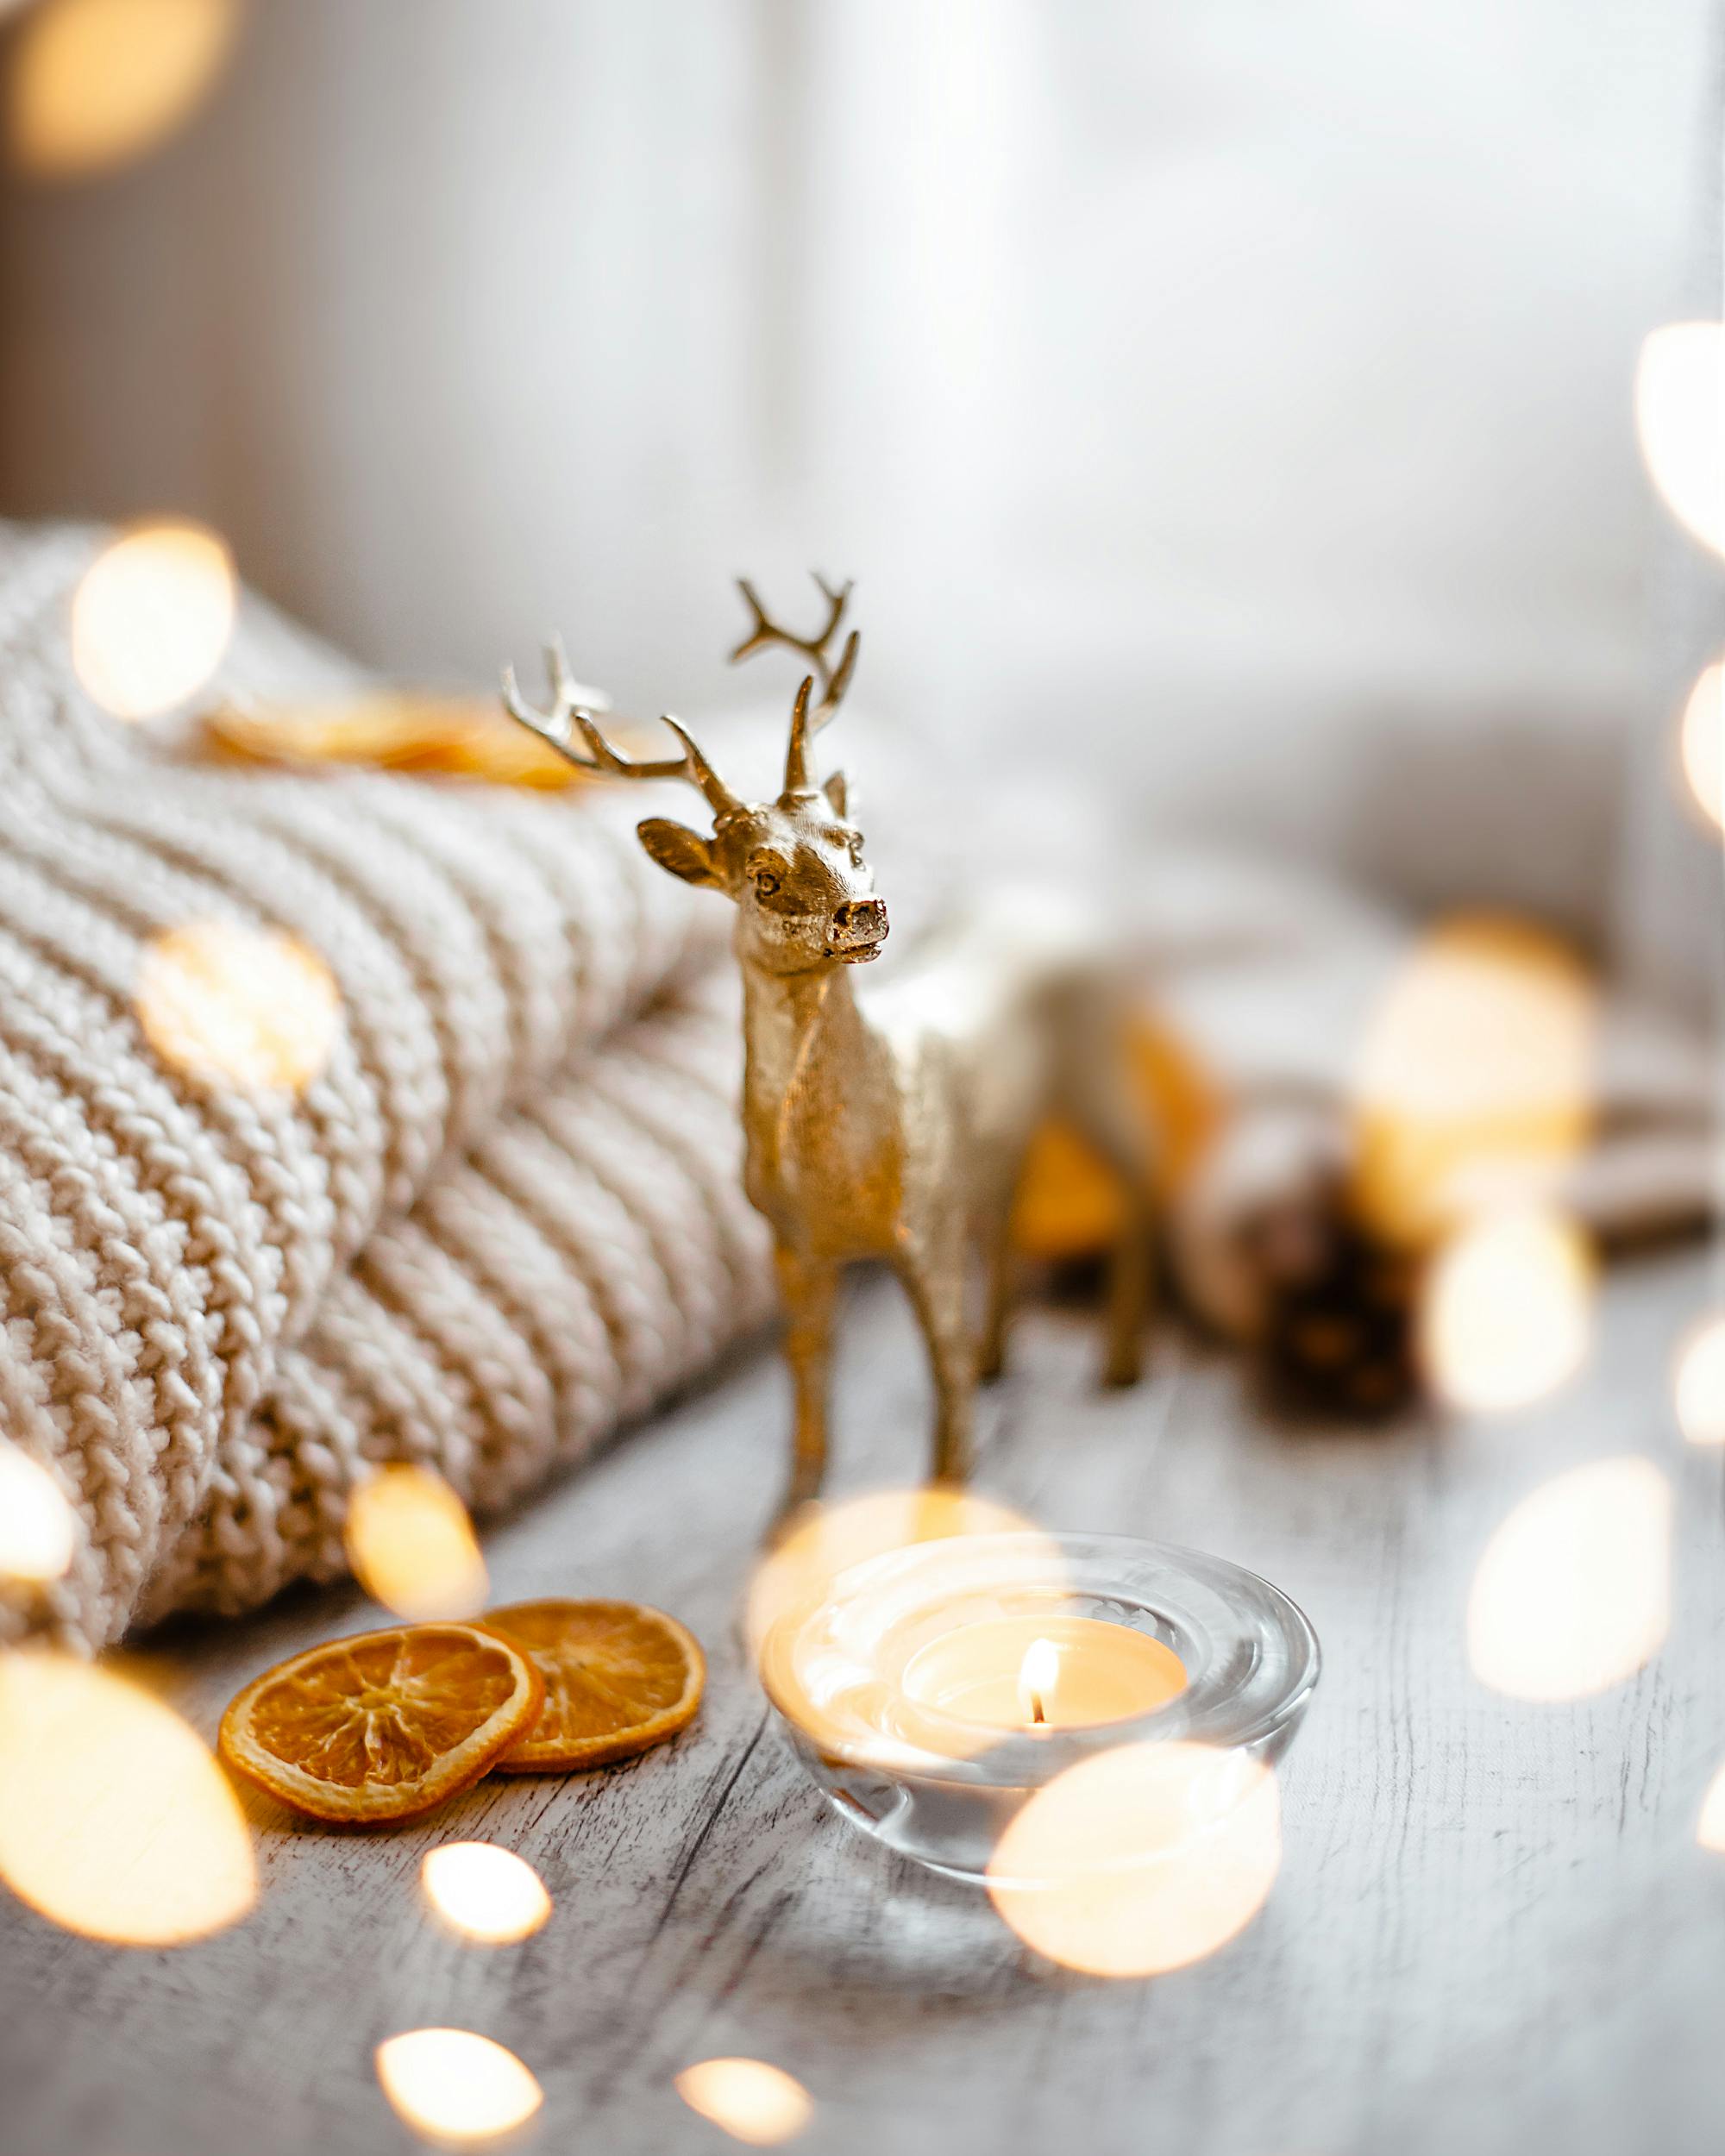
(1030, 1692), (1045, 1727)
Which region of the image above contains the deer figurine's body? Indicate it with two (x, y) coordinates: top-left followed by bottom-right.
(505, 580), (1151, 1519)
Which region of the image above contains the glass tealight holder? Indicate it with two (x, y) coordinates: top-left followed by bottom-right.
(757, 1530), (1320, 1883)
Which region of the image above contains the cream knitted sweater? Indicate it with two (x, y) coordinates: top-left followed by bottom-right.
(0, 524), (770, 1654)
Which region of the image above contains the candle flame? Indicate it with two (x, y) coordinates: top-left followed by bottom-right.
(1018, 1638), (1060, 1727)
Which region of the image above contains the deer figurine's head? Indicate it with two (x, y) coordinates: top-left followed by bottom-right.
(503, 577), (888, 976)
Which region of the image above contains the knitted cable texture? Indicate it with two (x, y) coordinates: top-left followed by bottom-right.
(0, 523), (771, 1652)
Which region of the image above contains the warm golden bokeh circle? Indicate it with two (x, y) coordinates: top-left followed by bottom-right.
(1351, 913), (1596, 1251)
(1635, 323), (1725, 561)
(0, 1651), (255, 1945)
(1674, 1314), (1725, 1446)
(987, 1741), (1282, 1977)
(0, 1445), (76, 1583)
(674, 2058), (814, 2147)
(1465, 1456), (1671, 1702)
(135, 920), (341, 1094)
(374, 2029), (543, 2145)
(8, 0), (240, 180)
(1678, 661), (1725, 831)
(1419, 1206), (1594, 1414)
(71, 521), (236, 718)
(345, 1463), (487, 1622)
(420, 1843), (551, 1946)
(745, 1485), (1042, 1656)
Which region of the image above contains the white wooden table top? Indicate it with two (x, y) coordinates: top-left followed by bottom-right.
(3, 1249), (1720, 2156)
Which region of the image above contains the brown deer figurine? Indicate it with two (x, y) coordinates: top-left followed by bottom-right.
(503, 579), (1152, 1521)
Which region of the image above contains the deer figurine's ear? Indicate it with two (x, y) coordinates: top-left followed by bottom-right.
(823, 769), (849, 818)
(637, 818), (718, 887)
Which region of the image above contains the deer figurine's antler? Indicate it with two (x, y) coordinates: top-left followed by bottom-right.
(501, 636), (740, 818)
(498, 579), (1154, 1526)
(730, 574), (861, 796)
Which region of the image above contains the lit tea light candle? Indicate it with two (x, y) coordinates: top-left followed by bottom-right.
(758, 1531), (1319, 1881)
(901, 1614), (1186, 1732)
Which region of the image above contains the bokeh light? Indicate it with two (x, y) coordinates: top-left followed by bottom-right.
(987, 1741), (1281, 1977)
(135, 920), (341, 1094)
(421, 1843), (550, 1946)
(1697, 1762), (1725, 1852)
(1351, 914), (1596, 1249)
(1419, 1207), (1594, 1414)
(1674, 1315), (1725, 1446)
(1466, 1457), (1671, 1702)
(346, 1464), (487, 1623)
(70, 521), (236, 718)
(674, 2059), (813, 2147)
(7, 0), (238, 179)
(745, 1485), (1042, 1655)
(0, 1650), (255, 1944)
(375, 2029), (543, 2146)
(1635, 322), (1725, 558)
(1678, 661), (1725, 830)
(0, 1444), (76, 1583)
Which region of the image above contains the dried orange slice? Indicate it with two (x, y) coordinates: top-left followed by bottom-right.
(483, 1600), (705, 1772)
(218, 1623), (543, 1825)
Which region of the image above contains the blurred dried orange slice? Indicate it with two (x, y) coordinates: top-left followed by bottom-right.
(203, 693), (594, 789)
(483, 1600), (705, 1772)
(218, 1623), (543, 1824)
(1011, 1014), (1221, 1260)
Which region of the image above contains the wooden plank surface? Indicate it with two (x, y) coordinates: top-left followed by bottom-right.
(3, 1248), (1722, 2156)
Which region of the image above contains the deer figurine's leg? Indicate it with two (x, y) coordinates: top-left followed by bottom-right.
(977, 1229), (1014, 1384)
(1068, 1062), (1157, 1388)
(975, 1174), (1024, 1384)
(894, 1250), (975, 1483)
(775, 1243), (837, 1520)
(1101, 1194), (1155, 1387)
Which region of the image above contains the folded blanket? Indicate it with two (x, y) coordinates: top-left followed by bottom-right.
(0, 524), (770, 1653)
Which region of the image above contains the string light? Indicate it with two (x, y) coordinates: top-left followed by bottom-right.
(346, 1464), (487, 1622)
(71, 522), (236, 719)
(0, 1651), (255, 1944)
(421, 1844), (550, 1946)
(987, 1741), (1281, 1977)
(0, 1445), (76, 1583)
(1635, 323), (1725, 558)
(375, 2030), (543, 2145)
(1466, 1457), (1670, 1702)
(674, 2059), (813, 2147)
(135, 921), (341, 1094)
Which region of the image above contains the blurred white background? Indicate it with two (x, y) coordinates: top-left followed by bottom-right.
(0, 0), (1718, 963)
